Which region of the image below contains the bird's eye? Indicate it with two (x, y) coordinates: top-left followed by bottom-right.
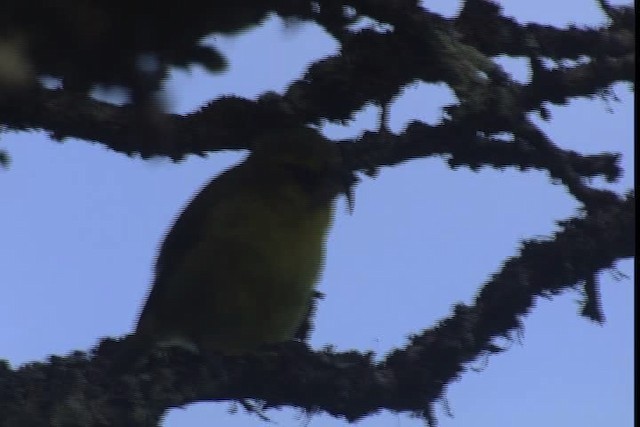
(283, 164), (322, 189)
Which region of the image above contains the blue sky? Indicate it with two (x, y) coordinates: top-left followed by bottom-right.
(0, 1), (633, 426)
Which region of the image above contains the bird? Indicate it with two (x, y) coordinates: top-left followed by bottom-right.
(130, 126), (355, 357)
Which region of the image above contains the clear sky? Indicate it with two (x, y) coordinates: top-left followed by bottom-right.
(0, 1), (633, 426)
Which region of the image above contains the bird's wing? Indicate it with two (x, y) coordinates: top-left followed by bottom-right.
(142, 165), (243, 311)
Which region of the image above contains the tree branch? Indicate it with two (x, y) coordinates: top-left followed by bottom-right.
(1, 193), (633, 426)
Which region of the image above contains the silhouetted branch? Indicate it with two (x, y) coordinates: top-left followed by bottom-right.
(1, 193), (633, 426)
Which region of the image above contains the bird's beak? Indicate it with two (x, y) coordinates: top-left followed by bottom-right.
(334, 145), (359, 214)
(340, 168), (359, 214)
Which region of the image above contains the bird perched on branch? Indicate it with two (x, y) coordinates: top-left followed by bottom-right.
(130, 126), (355, 357)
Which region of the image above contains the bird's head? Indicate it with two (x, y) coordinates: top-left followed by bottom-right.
(249, 127), (358, 210)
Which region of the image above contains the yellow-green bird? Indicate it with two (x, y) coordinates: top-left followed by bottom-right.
(132, 127), (354, 356)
